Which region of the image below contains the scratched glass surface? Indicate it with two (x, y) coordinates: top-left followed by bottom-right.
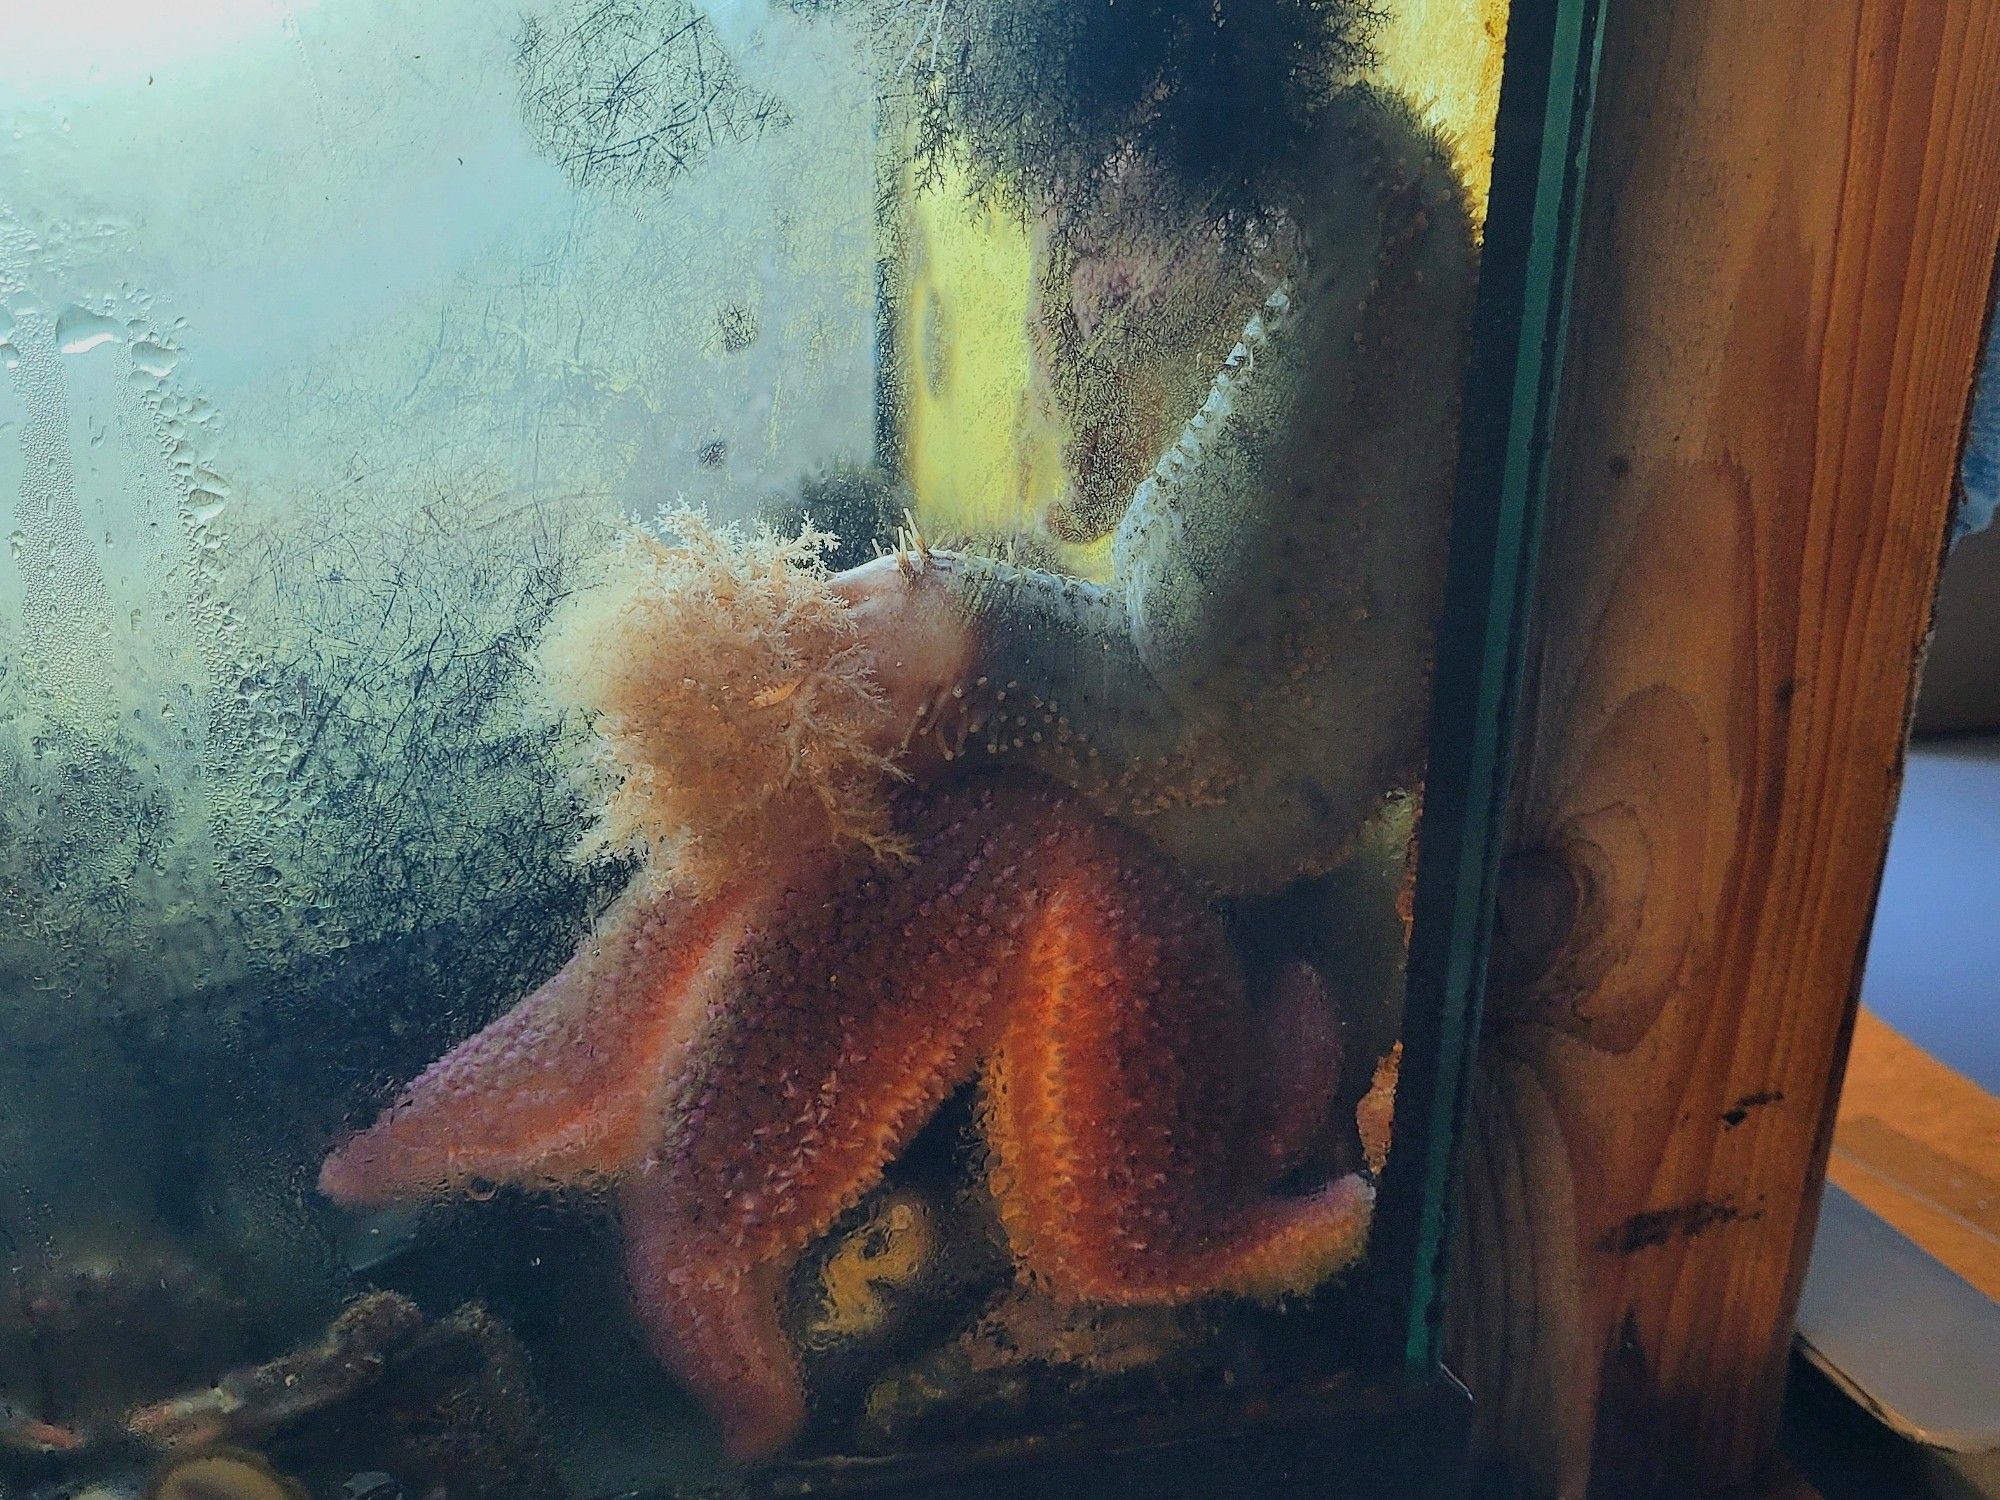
(0, 1), (1509, 1493)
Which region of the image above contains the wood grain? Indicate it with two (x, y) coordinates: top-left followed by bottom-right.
(1445, 2), (2000, 1495)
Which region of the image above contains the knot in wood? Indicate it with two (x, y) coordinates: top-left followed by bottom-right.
(1491, 847), (1584, 995)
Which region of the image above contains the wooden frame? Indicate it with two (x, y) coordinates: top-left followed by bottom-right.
(1447, 2), (2000, 1495)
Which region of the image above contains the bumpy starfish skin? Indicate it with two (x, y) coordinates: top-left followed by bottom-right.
(318, 883), (757, 1201)
(324, 779), (1368, 1460)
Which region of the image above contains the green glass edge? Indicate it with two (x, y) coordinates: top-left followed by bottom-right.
(1402, 0), (1608, 1373)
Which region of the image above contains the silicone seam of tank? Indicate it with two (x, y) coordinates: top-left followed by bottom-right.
(1380, 0), (1610, 1378)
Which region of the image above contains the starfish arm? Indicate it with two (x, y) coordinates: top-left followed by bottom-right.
(320, 883), (749, 1205)
(616, 790), (1039, 1461)
(980, 807), (1374, 1305)
(617, 1177), (804, 1467)
(1242, 960), (1344, 1186)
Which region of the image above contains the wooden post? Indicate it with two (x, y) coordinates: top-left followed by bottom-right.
(1446, 2), (2000, 1495)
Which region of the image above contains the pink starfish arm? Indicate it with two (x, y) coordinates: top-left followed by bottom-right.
(320, 882), (753, 1204)
(619, 791), (1038, 1461)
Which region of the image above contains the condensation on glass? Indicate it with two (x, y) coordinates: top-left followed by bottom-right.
(0, 1), (1514, 1494)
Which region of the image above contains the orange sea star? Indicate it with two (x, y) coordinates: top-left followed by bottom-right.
(321, 776), (1372, 1460)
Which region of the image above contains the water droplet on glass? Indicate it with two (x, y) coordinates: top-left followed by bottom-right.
(53, 307), (123, 356)
(130, 340), (178, 378)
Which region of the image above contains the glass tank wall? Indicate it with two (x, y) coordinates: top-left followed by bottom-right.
(0, 1), (1548, 1495)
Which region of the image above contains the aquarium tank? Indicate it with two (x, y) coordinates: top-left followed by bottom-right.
(0, 0), (1595, 1494)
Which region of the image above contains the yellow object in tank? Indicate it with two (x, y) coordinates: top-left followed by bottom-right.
(891, 157), (1098, 577)
(146, 1450), (307, 1500)
(890, 6), (1510, 547)
(811, 1192), (939, 1341)
(1375, 0), (1512, 213)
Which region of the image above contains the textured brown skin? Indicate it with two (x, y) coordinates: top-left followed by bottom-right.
(322, 777), (1367, 1461)
(882, 87), (1479, 897)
